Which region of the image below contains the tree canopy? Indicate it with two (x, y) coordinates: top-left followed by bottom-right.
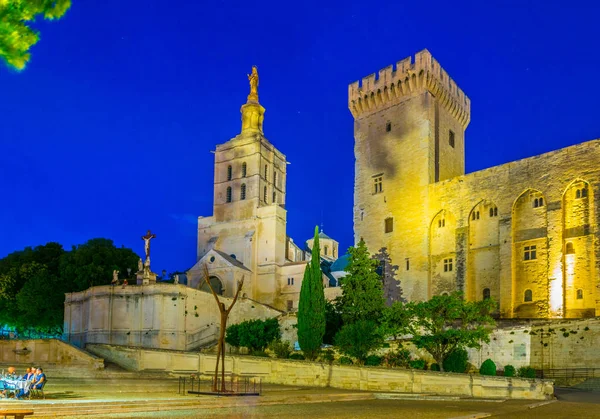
(0, 0), (71, 70)
(297, 226), (326, 360)
(373, 247), (404, 306)
(0, 238), (138, 333)
(337, 239), (384, 324)
(408, 292), (496, 371)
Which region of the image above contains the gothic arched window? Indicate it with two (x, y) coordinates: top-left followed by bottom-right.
(227, 165), (232, 181)
(241, 162), (247, 178)
(263, 186), (267, 203)
(524, 289), (533, 302)
(240, 184), (246, 200)
(226, 186), (232, 203)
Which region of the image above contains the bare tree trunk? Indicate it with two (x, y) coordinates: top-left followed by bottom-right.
(220, 314), (226, 392)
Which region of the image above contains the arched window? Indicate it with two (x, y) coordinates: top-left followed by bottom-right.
(240, 184), (246, 200)
(226, 187), (232, 203)
(483, 288), (491, 300)
(324, 246), (329, 256)
(576, 189), (581, 199)
(264, 165), (268, 179)
(241, 162), (247, 178)
(441, 292), (449, 296)
(577, 289), (583, 300)
(582, 188), (588, 198)
(272, 191), (276, 203)
(273, 171), (277, 185)
(524, 289), (533, 302)
(263, 186), (267, 202)
(227, 165), (232, 181)
(360, 211), (364, 221)
(566, 242), (575, 254)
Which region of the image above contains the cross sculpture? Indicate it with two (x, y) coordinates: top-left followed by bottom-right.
(141, 230), (156, 260)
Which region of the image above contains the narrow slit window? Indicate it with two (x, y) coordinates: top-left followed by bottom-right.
(384, 217), (394, 233)
(386, 122), (392, 132)
(483, 288), (491, 300)
(449, 130), (455, 148)
(405, 258), (410, 271)
(226, 186), (232, 203)
(577, 289), (583, 300)
(227, 165), (232, 181)
(240, 184), (246, 200)
(263, 186), (267, 202)
(241, 162), (247, 178)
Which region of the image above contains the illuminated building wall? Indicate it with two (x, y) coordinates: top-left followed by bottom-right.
(350, 49), (599, 318)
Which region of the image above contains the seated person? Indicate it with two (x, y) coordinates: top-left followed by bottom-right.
(1, 366), (18, 398)
(32, 368), (46, 389)
(22, 368), (32, 380)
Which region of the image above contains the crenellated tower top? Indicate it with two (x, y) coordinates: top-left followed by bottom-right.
(348, 49), (470, 128)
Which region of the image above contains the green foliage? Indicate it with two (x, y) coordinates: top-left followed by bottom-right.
(380, 301), (411, 340)
(250, 350), (269, 357)
(226, 322), (248, 349)
(517, 366), (536, 379)
(365, 355), (383, 366)
(0, 0), (72, 71)
(297, 226), (326, 361)
(409, 292), (496, 371)
(269, 340), (292, 359)
(372, 247), (404, 306)
(319, 349), (335, 364)
(338, 239), (385, 324)
(323, 299), (343, 345)
(339, 356), (353, 365)
(430, 363), (440, 371)
(383, 348), (411, 368)
(229, 318), (281, 352)
(289, 353), (305, 360)
(334, 320), (384, 364)
(409, 359), (426, 370)
(503, 365), (516, 377)
(442, 348), (469, 373)
(479, 359), (497, 376)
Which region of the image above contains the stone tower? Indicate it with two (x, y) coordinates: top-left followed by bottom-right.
(349, 50), (471, 301)
(197, 67), (288, 304)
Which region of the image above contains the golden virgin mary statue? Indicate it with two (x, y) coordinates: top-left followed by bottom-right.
(247, 66), (259, 102)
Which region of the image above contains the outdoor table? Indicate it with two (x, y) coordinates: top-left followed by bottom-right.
(1, 379), (32, 398)
(0, 409), (34, 419)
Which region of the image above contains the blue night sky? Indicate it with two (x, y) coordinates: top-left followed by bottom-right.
(1, 1), (599, 274)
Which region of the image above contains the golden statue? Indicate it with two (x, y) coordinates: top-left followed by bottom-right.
(247, 66), (259, 102)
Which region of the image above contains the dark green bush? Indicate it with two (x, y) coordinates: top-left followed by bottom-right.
(251, 350), (269, 357)
(225, 323), (241, 348)
(517, 366), (536, 379)
(430, 363), (440, 371)
(269, 340), (292, 359)
(443, 348), (468, 373)
(479, 359), (497, 376)
(228, 317), (281, 352)
(503, 365), (516, 377)
(365, 355), (383, 366)
(334, 320), (384, 364)
(383, 349), (411, 368)
(409, 359), (426, 370)
(289, 353), (305, 360)
(339, 356), (353, 365)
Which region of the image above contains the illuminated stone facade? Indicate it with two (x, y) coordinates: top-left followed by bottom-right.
(350, 49), (600, 319)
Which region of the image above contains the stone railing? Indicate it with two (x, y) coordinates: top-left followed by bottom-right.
(86, 343), (554, 400)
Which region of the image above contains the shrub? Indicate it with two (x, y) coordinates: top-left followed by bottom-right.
(365, 355), (383, 366)
(479, 359), (497, 376)
(289, 353), (305, 360)
(339, 356), (353, 365)
(334, 320), (384, 364)
(225, 323), (241, 348)
(269, 340), (292, 359)
(443, 348), (468, 373)
(517, 366), (536, 379)
(504, 365), (516, 377)
(383, 348), (411, 368)
(430, 363), (440, 371)
(320, 349), (335, 364)
(251, 350), (269, 357)
(409, 359), (426, 370)
(236, 317), (281, 352)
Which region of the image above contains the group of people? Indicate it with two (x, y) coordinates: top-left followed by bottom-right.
(0, 366), (46, 400)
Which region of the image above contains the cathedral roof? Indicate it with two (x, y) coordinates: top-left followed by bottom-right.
(213, 250), (251, 271)
(318, 231), (333, 240)
(330, 254), (349, 272)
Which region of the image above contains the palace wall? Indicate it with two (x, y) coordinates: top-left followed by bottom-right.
(63, 284), (283, 351)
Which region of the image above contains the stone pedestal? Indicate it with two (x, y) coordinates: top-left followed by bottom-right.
(136, 270), (157, 285)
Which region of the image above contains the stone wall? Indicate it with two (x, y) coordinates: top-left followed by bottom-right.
(86, 343), (553, 400)
(468, 318), (600, 370)
(0, 339), (103, 370)
(64, 283), (283, 351)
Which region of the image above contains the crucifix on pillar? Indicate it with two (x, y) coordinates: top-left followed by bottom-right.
(141, 230), (156, 260)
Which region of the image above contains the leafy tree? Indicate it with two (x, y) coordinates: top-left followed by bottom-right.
(59, 238), (139, 291)
(334, 320), (384, 364)
(323, 299), (343, 345)
(380, 301), (411, 340)
(409, 292), (496, 371)
(372, 247), (403, 306)
(297, 226), (326, 360)
(338, 239), (384, 324)
(237, 317), (281, 352)
(0, 0), (72, 71)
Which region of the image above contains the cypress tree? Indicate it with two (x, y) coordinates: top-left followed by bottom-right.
(297, 226), (326, 360)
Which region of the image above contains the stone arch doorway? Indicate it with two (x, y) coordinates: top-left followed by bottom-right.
(200, 275), (224, 296)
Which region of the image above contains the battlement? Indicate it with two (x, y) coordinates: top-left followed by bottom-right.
(348, 49), (470, 127)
